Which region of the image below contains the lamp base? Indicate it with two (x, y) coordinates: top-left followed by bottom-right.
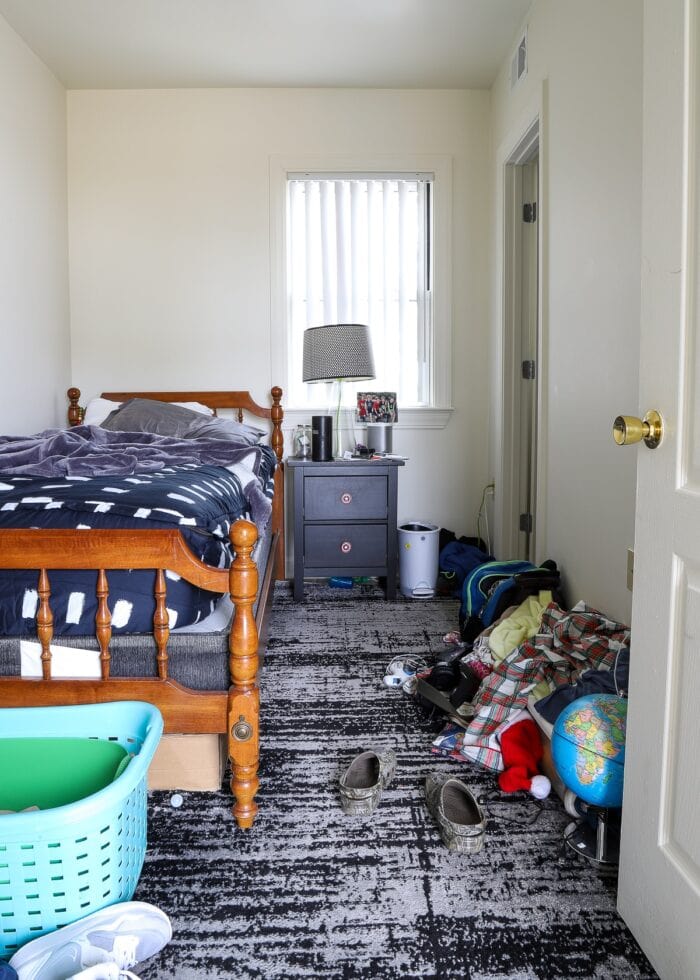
(333, 380), (343, 458)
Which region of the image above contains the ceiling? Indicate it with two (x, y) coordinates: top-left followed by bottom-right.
(0, 0), (531, 90)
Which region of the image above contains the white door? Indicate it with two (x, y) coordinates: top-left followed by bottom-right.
(617, 2), (700, 976)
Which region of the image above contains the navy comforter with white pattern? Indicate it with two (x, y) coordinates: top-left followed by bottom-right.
(0, 427), (276, 635)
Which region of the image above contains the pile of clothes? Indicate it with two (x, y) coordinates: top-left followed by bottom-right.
(409, 537), (631, 804)
(426, 593), (630, 794)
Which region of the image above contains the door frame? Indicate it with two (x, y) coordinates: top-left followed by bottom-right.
(493, 91), (548, 562)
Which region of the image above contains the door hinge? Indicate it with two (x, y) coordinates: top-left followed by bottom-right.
(523, 202), (537, 223)
(521, 359), (536, 380)
(519, 513), (533, 534)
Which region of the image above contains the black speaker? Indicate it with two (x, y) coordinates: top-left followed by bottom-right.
(311, 415), (333, 461)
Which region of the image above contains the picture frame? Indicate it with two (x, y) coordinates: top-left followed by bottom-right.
(356, 392), (398, 424)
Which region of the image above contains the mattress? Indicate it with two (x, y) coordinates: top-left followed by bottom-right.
(0, 430), (276, 635)
(0, 520), (274, 691)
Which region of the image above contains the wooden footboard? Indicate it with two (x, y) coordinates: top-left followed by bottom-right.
(0, 520), (269, 830)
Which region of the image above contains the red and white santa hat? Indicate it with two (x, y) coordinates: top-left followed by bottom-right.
(497, 710), (551, 800)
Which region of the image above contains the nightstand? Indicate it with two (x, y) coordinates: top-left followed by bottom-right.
(287, 457), (405, 600)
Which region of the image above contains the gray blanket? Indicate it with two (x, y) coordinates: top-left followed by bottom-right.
(0, 425), (276, 532)
(0, 424), (268, 478)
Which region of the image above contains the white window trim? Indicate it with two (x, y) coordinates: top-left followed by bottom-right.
(269, 154), (454, 429)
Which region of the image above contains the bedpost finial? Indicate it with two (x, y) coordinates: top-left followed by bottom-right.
(230, 518), (258, 554)
(67, 387), (84, 427)
(270, 387), (284, 463)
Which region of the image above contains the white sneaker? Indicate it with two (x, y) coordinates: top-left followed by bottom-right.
(8, 902), (171, 980)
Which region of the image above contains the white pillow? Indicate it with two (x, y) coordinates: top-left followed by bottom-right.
(173, 401), (215, 415)
(82, 398), (121, 426)
(82, 397), (214, 426)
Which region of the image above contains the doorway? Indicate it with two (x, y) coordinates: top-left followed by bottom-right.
(500, 119), (541, 562)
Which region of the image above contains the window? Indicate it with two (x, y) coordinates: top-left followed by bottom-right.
(286, 174), (432, 409)
(271, 155), (452, 422)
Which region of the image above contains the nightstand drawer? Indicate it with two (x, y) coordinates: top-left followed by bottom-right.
(304, 524), (387, 567)
(304, 475), (387, 520)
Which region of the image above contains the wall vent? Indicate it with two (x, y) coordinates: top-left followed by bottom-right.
(510, 30), (528, 89)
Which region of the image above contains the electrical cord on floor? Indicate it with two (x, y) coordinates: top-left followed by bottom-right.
(476, 482), (495, 554)
(478, 789), (559, 827)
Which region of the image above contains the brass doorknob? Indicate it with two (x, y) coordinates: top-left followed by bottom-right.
(612, 409), (663, 448)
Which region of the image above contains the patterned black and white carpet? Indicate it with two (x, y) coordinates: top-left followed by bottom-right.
(136, 581), (656, 979)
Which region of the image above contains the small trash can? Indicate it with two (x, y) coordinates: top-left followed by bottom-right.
(398, 521), (440, 598)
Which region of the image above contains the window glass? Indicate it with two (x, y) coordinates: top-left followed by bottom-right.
(286, 175), (433, 408)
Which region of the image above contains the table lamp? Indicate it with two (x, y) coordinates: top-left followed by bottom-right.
(302, 323), (376, 457)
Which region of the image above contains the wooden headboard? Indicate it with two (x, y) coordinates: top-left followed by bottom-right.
(66, 386), (285, 580)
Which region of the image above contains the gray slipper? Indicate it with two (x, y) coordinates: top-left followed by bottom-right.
(424, 772), (485, 854)
(339, 748), (397, 816)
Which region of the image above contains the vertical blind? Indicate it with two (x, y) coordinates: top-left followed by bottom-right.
(286, 175), (433, 407)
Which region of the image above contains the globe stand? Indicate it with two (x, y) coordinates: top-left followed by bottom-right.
(564, 806), (620, 869)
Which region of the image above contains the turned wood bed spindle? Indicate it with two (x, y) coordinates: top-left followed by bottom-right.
(95, 568), (112, 679)
(36, 568), (54, 681)
(153, 568), (170, 679)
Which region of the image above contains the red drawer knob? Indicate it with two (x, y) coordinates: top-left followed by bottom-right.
(341, 492), (353, 505)
(341, 540), (352, 554)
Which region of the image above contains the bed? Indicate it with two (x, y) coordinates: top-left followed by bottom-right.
(0, 386), (285, 829)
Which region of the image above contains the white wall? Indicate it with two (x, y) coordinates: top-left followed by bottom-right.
(67, 88), (493, 538)
(0, 16), (70, 433)
(490, 0), (643, 623)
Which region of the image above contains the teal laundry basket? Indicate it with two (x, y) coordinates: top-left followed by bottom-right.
(0, 701), (163, 958)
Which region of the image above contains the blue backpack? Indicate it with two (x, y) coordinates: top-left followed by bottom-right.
(438, 541), (493, 593)
(459, 558), (562, 642)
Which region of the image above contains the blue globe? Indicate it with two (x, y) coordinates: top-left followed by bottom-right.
(551, 693), (627, 808)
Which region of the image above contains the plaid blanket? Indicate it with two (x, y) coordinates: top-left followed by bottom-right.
(432, 601), (631, 771)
